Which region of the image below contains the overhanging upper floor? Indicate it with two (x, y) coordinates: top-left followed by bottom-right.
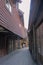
(0, 0), (27, 39)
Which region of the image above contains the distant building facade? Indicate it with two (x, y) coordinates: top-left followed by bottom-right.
(18, 9), (24, 26)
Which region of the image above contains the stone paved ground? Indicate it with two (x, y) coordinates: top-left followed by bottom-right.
(0, 47), (37, 65)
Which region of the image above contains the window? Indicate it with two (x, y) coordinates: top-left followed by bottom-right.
(6, 0), (12, 13)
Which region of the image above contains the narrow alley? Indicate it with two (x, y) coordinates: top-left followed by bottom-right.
(0, 47), (37, 65)
(0, 0), (43, 65)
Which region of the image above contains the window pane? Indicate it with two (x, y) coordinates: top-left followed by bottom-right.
(6, 0), (9, 3)
(6, 0), (12, 13)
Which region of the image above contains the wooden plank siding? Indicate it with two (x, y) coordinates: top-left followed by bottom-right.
(0, 0), (26, 38)
(28, 0), (43, 64)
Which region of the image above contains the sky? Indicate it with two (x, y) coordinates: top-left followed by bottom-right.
(19, 0), (31, 30)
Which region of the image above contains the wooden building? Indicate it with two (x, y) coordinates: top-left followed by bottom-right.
(28, 0), (43, 65)
(0, 0), (27, 56)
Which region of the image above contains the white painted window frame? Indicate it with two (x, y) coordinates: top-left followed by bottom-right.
(5, 0), (12, 13)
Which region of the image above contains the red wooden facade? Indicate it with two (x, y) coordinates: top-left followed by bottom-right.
(0, 0), (27, 38)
